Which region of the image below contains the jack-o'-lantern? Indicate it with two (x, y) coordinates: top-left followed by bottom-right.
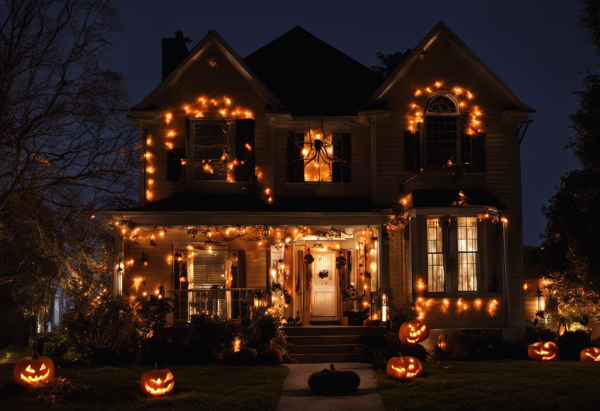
(580, 347), (600, 362)
(528, 341), (559, 362)
(140, 367), (175, 397)
(386, 356), (422, 380)
(399, 320), (430, 345)
(435, 332), (455, 356)
(13, 351), (55, 387)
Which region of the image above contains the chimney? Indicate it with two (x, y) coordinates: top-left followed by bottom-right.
(162, 30), (189, 81)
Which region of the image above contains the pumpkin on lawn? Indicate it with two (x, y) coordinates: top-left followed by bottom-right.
(13, 351), (55, 387)
(580, 347), (600, 362)
(308, 364), (360, 394)
(399, 320), (430, 345)
(386, 356), (422, 380)
(435, 332), (455, 356)
(140, 366), (175, 397)
(528, 341), (559, 362)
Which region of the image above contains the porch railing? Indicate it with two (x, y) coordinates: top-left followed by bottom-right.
(167, 288), (264, 322)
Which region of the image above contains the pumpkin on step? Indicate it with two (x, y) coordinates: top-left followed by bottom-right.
(13, 351), (55, 387)
(308, 364), (360, 394)
(386, 356), (422, 380)
(140, 366), (175, 397)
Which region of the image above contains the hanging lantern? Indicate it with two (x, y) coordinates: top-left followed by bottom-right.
(150, 239), (157, 247)
(158, 282), (165, 296)
(174, 252), (184, 262)
(141, 250), (149, 266)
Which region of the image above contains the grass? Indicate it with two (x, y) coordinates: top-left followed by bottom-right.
(0, 363), (288, 411)
(375, 360), (600, 411)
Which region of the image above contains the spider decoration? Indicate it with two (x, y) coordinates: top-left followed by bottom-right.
(293, 129), (346, 182)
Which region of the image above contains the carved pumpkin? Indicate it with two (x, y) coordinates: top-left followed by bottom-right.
(140, 367), (175, 397)
(399, 320), (430, 345)
(580, 347), (600, 362)
(435, 332), (455, 356)
(386, 356), (422, 380)
(308, 364), (360, 394)
(528, 342), (559, 362)
(13, 351), (55, 387)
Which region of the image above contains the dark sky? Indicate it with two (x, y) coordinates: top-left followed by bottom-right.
(112, 0), (598, 247)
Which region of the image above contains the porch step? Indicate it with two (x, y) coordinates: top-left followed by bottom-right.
(310, 320), (340, 325)
(283, 326), (386, 363)
(291, 353), (362, 364)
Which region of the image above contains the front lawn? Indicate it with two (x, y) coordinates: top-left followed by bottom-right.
(375, 360), (600, 411)
(0, 363), (288, 411)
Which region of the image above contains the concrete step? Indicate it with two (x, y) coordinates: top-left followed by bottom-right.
(287, 344), (361, 354)
(286, 335), (365, 345)
(292, 353), (361, 364)
(283, 326), (386, 337)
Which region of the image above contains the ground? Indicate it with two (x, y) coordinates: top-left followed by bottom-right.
(375, 360), (600, 411)
(0, 363), (288, 411)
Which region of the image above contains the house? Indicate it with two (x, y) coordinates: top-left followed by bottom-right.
(105, 22), (534, 341)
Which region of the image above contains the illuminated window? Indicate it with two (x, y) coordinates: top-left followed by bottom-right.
(191, 120), (232, 180)
(427, 219), (445, 292)
(303, 132), (333, 182)
(457, 217), (478, 291)
(287, 132), (351, 183)
(192, 250), (226, 288)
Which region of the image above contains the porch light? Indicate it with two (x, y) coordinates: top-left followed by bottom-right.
(174, 252), (184, 262)
(141, 250), (149, 266)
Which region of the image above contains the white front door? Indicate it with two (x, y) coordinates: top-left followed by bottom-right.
(312, 252), (336, 317)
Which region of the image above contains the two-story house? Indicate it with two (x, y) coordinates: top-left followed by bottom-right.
(105, 22), (534, 340)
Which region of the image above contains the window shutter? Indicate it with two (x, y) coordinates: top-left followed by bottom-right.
(237, 250), (246, 288)
(167, 148), (186, 182)
(287, 132), (304, 182)
(475, 133), (486, 172)
(332, 133), (352, 183)
(404, 131), (421, 172)
(234, 119), (255, 181)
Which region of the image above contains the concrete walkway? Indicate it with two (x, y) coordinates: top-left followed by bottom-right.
(276, 363), (386, 411)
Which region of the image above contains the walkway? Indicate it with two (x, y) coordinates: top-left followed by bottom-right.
(276, 363), (386, 411)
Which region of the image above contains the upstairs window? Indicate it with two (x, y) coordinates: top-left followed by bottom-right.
(287, 132), (351, 183)
(191, 120), (232, 181)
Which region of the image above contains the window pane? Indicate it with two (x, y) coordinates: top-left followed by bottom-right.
(426, 218), (444, 292)
(303, 132), (333, 182)
(426, 116), (458, 165)
(458, 217), (478, 291)
(192, 122), (231, 180)
(193, 250), (226, 287)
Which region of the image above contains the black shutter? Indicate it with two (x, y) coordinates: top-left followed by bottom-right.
(333, 133), (351, 183)
(234, 119), (255, 181)
(404, 131), (421, 172)
(167, 148), (186, 181)
(287, 132), (304, 182)
(237, 250), (246, 288)
(475, 132), (486, 172)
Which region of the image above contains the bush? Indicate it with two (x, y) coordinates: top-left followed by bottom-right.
(61, 289), (137, 364)
(29, 332), (79, 366)
(557, 330), (591, 361)
(134, 295), (174, 364)
(238, 307), (287, 355)
(343, 308), (369, 326)
(186, 313), (237, 365)
(525, 321), (558, 344)
(388, 303), (417, 333)
(0, 345), (31, 364)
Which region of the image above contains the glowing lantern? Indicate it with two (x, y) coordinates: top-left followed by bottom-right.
(528, 342), (559, 362)
(140, 367), (175, 397)
(13, 351), (55, 387)
(386, 356), (422, 380)
(399, 320), (430, 345)
(580, 347), (600, 362)
(435, 332), (455, 356)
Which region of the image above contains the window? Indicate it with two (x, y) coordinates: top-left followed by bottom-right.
(191, 120), (233, 181)
(427, 219), (445, 292)
(287, 132), (351, 183)
(192, 250), (226, 288)
(457, 217), (478, 291)
(304, 132), (333, 182)
(423, 95), (463, 166)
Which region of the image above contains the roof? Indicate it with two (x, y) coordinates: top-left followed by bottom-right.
(244, 26), (383, 116)
(410, 189), (508, 210)
(115, 193), (393, 213)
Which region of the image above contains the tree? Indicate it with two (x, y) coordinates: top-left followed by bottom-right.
(370, 49), (413, 79)
(541, 1), (600, 312)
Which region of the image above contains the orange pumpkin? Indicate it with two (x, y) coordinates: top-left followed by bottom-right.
(13, 351), (55, 387)
(399, 320), (430, 344)
(363, 319), (381, 327)
(528, 341), (559, 362)
(435, 332), (455, 356)
(386, 356), (422, 380)
(140, 367), (175, 397)
(580, 347), (600, 362)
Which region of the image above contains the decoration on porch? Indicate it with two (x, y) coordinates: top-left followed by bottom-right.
(13, 351), (55, 387)
(580, 347), (600, 362)
(174, 252), (184, 262)
(399, 320), (430, 345)
(141, 250), (149, 266)
(435, 332), (455, 356)
(140, 365), (175, 397)
(363, 318), (381, 327)
(308, 364), (360, 394)
(318, 270), (329, 280)
(528, 342), (559, 362)
(386, 356), (422, 380)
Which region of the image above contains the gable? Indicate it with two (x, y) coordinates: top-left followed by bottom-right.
(244, 26), (383, 116)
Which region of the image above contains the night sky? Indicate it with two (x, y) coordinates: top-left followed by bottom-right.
(112, 0), (598, 247)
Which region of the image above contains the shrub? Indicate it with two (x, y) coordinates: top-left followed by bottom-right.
(343, 308), (369, 326)
(61, 289), (137, 364)
(525, 321), (558, 344)
(29, 332), (79, 366)
(557, 330), (591, 361)
(186, 313), (237, 365)
(134, 295), (174, 364)
(238, 307), (288, 355)
(388, 303), (417, 333)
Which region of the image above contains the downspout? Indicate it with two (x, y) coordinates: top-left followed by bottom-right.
(269, 117), (276, 200)
(370, 117), (378, 202)
(501, 221), (510, 328)
(142, 121), (148, 206)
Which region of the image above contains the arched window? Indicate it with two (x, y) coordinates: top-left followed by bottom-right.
(422, 94), (471, 166)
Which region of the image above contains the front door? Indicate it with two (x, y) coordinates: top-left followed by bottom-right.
(311, 251), (336, 317)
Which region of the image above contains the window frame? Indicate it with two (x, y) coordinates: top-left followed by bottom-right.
(187, 118), (236, 183)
